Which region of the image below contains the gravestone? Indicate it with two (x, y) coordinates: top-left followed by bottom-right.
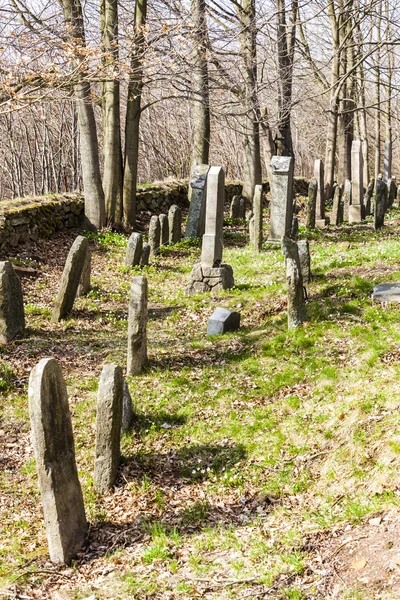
(127, 276), (148, 375)
(186, 166), (234, 294)
(140, 243), (150, 266)
(268, 156), (294, 241)
(148, 216), (161, 257)
(159, 214), (169, 246)
(28, 358), (87, 564)
(342, 179), (352, 222)
(349, 140), (363, 223)
(77, 247), (91, 297)
(291, 217), (299, 239)
(306, 178), (317, 229)
(125, 232), (143, 267)
(169, 205), (182, 244)
(374, 176), (387, 230)
(331, 185), (342, 225)
(384, 140), (392, 182)
(121, 380), (134, 434)
(0, 261), (25, 343)
(252, 184), (263, 252)
(297, 240), (311, 283)
(314, 159), (326, 227)
(94, 363), (123, 494)
(51, 235), (89, 322)
(207, 307), (240, 335)
(230, 196), (241, 219)
(185, 164), (209, 238)
(387, 177), (397, 209)
(249, 216), (255, 246)
(372, 283), (400, 302)
(364, 179), (374, 217)
(239, 197), (247, 219)
(281, 236), (306, 329)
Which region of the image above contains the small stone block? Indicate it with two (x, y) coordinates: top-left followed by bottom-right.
(372, 283), (400, 302)
(349, 205), (362, 223)
(207, 307), (240, 336)
(140, 243), (150, 266)
(315, 219), (328, 228)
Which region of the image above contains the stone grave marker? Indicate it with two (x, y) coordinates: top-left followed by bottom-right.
(94, 363), (123, 494)
(169, 205), (182, 244)
(372, 283), (400, 302)
(281, 236), (306, 328)
(387, 177), (397, 209)
(121, 380), (134, 434)
(364, 179), (374, 217)
(374, 176), (388, 230)
(297, 240), (311, 283)
(331, 184), (342, 225)
(28, 358), (87, 564)
(77, 246), (91, 297)
(0, 261), (25, 343)
(140, 243), (150, 266)
(52, 235), (89, 322)
(268, 156), (294, 241)
(207, 307), (240, 335)
(230, 195), (241, 219)
(159, 214), (169, 245)
(306, 178), (317, 229)
(185, 164), (209, 238)
(342, 179), (352, 222)
(349, 140), (363, 223)
(148, 216), (160, 257)
(127, 276), (148, 375)
(125, 232), (143, 267)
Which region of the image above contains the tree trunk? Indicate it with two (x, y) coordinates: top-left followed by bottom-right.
(276, 0), (297, 157)
(324, 0), (340, 200)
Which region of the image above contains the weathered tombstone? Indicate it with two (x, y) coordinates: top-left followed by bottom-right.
(140, 243), (150, 267)
(374, 176), (388, 230)
(125, 232), (143, 267)
(249, 216), (255, 247)
(314, 159), (326, 227)
(121, 380), (134, 434)
(239, 197), (247, 219)
(372, 283), (400, 302)
(159, 214), (169, 245)
(384, 140), (392, 182)
(94, 364), (123, 494)
(77, 247), (91, 297)
(349, 140), (364, 223)
(0, 261), (25, 343)
(230, 195), (241, 219)
(364, 179), (374, 217)
(127, 276), (148, 375)
(342, 179), (352, 222)
(28, 358), (87, 564)
(331, 184), (342, 225)
(185, 164), (209, 238)
(207, 307), (240, 335)
(281, 236), (306, 329)
(297, 240), (311, 283)
(169, 205), (182, 244)
(186, 166), (234, 294)
(387, 177), (397, 209)
(268, 156), (294, 241)
(306, 178), (317, 229)
(51, 235), (89, 322)
(252, 184), (263, 252)
(148, 215), (161, 257)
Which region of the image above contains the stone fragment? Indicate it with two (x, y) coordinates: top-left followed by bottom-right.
(207, 307), (240, 335)
(281, 236), (306, 328)
(168, 205), (182, 244)
(372, 283), (400, 302)
(28, 358), (87, 564)
(314, 159), (325, 219)
(127, 276), (148, 375)
(94, 363), (123, 494)
(0, 261), (25, 343)
(252, 185), (263, 252)
(121, 380), (134, 434)
(268, 156), (294, 241)
(77, 247), (91, 297)
(140, 243), (150, 266)
(230, 195), (241, 219)
(374, 176), (388, 230)
(51, 235), (89, 322)
(159, 214), (169, 245)
(185, 164), (209, 238)
(148, 216), (160, 257)
(186, 263), (234, 295)
(201, 166), (225, 267)
(306, 178), (317, 229)
(297, 240), (311, 283)
(125, 232), (143, 267)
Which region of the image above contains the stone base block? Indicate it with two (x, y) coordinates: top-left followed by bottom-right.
(186, 263), (234, 295)
(349, 205), (362, 223)
(315, 218), (328, 228)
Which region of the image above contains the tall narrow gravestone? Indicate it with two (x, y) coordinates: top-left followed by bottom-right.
(268, 156), (294, 242)
(28, 358), (87, 564)
(94, 364), (123, 494)
(51, 235), (89, 322)
(342, 179), (352, 222)
(306, 178), (317, 229)
(281, 237), (306, 329)
(384, 141), (392, 182)
(186, 166), (234, 294)
(331, 185), (343, 225)
(314, 159), (327, 227)
(0, 261), (25, 343)
(148, 216), (160, 257)
(185, 164), (209, 238)
(159, 214), (169, 246)
(251, 184), (263, 253)
(125, 232), (143, 267)
(169, 205), (182, 244)
(374, 176), (388, 230)
(349, 140), (364, 223)
(127, 276), (148, 375)
(77, 247), (91, 297)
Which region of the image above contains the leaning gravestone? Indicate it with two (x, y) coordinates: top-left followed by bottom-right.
(0, 261), (25, 343)
(127, 276), (148, 375)
(268, 156), (294, 242)
(349, 140), (363, 223)
(281, 236), (306, 329)
(186, 166), (234, 294)
(251, 184), (263, 253)
(94, 363), (123, 494)
(306, 178), (317, 229)
(52, 235), (89, 322)
(121, 380), (134, 434)
(159, 214), (169, 246)
(140, 243), (150, 266)
(342, 179), (352, 222)
(185, 164), (209, 238)
(374, 176), (388, 230)
(207, 307), (240, 336)
(169, 205), (182, 244)
(148, 216), (161, 257)
(314, 159), (327, 227)
(125, 232), (143, 267)
(28, 358), (87, 564)
(77, 247), (91, 297)
(297, 240), (311, 283)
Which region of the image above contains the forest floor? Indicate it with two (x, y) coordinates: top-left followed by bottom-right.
(2, 207), (400, 599)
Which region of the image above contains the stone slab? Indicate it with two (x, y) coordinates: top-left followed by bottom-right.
(207, 308), (240, 335)
(372, 283), (400, 302)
